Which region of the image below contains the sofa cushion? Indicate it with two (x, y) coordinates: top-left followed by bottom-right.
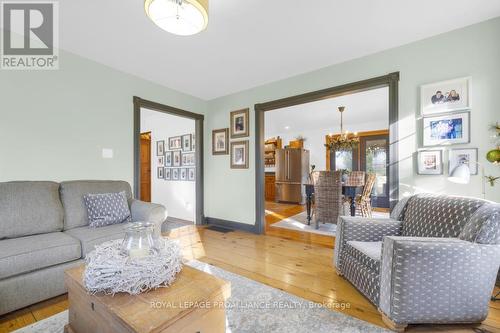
(60, 180), (133, 230)
(64, 223), (128, 256)
(84, 191), (131, 228)
(459, 203), (500, 245)
(0, 232), (81, 279)
(0, 181), (64, 239)
(402, 194), (485, 238)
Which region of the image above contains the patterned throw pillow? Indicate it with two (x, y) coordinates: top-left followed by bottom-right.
(83, 191), (131, 228)
(459, 203), (500, 245)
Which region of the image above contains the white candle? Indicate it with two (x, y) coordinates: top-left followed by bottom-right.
(129, 247), (150, 259)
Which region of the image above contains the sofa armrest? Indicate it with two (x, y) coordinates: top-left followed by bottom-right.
(334, 216), (401, 271)
(130, 200), (167, 238)
(379, 236), (500, 325)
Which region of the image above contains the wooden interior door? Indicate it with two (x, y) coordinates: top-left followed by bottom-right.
(140, 132), (151, 202)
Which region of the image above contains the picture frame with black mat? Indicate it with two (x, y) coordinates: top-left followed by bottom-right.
(165, 151), (172, 167)
(169, 136), (182, 150)
(182, 134), (192, 152)
(172, 151), (181, 167)
(188, 168), (195, 181)
(156, 141), (165, 156)
(164, 168), (171, 180)
(180, 168), (188, 181)
(172, 168), (179, 180)
(157, 167), (164, 179)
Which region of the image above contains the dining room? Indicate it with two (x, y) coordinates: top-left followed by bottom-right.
(262, 85), (391, 243)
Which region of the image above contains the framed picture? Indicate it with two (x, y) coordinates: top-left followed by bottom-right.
(172, 151), (181, 167)
(230, 140), (249, 169)
(165, 151), (172, 167)
(157, 167), (164, 179)
(420, 77), (471, 115)
(188, 168), (196, 181)
(172, 168), (179, 180)
(191, 132), (196, 151)
(156, 141), (165, 156)
(417, 150), (443, 175)
(182, 152), (195, 166)
(164, 168), (171, 180)
(449, 148), (478, 175)
(182, 134), (192, 152)
(423, 111), (470, 146)
(230, 108), (249, 138)
(180, 168), (188, 181)
(157, 156), (165, 167)
(212, 128), (229, 155)
(168, 136), (182, 150)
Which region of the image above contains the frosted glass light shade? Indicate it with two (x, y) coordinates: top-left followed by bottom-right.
(448, 164), (471, 184)
(145, 0), (208, 36)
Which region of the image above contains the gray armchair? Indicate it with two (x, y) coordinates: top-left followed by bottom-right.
(334, 193), (500, 331)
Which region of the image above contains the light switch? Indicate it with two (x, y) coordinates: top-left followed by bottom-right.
(102, 148), (113, 159)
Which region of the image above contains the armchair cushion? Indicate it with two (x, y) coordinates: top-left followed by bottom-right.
(345, 241), (382, 274)
(459, 203), (500, 245)
(342, 241), (383, 304)
(334, 216), (401, 271)
(380, 236), (500, 324)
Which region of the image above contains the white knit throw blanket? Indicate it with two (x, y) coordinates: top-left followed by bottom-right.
(84, 238), (183, 295)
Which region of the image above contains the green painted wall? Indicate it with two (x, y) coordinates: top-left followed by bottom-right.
(205, 17), (500, 225)
(0, 49), (206, 185)
(1, 18), (499, 226)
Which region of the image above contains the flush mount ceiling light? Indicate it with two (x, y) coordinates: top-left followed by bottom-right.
(145, 0), (208, 36)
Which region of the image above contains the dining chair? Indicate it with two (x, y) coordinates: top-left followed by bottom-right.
(311, 171), (343, 228)
(355, 173), (377, 217)
(344, 171), (366, 187)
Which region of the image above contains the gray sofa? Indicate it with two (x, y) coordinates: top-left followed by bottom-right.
(334, 193), (500, 330)
(0, 180), (166, 315)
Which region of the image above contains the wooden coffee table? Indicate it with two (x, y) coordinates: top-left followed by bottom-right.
(64, 265), (231, 333)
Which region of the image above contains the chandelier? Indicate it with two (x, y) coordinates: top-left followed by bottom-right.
(325, 106), (359, 151)
(145, 0), (208, 36)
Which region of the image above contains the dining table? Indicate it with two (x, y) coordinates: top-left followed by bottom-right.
(303, 183), (363, 225)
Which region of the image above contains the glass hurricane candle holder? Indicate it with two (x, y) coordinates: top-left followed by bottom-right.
(121, 222), (158, 259)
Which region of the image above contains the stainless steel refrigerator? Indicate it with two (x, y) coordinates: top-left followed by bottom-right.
(275, 148), (310, 204)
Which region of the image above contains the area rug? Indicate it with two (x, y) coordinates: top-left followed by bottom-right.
(13, 261), (388, 333)
(271, 211), (390, 237)
(270, 211), (337, 236)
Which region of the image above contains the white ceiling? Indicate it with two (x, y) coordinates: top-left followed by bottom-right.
(59, 1), (500, 100)
(265, 87), (388, 135)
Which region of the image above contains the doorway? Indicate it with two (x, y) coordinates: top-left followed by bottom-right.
(133, 97), (204, 226)
(255, 73), (400, 234)
(140, 132), (152, 202)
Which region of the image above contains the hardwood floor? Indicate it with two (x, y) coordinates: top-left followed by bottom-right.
(1, 225), (499, 333)
(265, 201), (335, 248)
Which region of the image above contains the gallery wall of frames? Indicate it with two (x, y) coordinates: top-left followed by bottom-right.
(211, 108), (250, 169)
(417, 77), (478, 176)
(156, 133), (196, 181)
